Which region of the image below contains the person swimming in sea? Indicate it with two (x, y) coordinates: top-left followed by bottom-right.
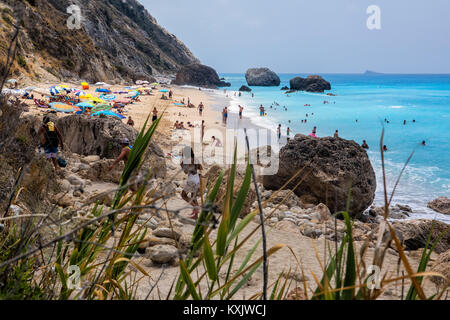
(383, 145), (388, 152)
(421, 140), (426, 146)
(403, 120), (406, 125)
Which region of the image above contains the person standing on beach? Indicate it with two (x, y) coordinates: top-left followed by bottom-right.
(180, 146), (202, 219)
(239, 105), (244, 120)
(38, 116), (64, 170)
(201, 120), (205, 143)
(223, 107), (228, 125)
(259, 105), (265, 116)
(169, 90), (173, 99)
(127, 116), (134, 127)
(198, 102), (204, 116)
(152, 107), (158, 122)
(277, 124), (281, 140)
(334, 130), (339, 138)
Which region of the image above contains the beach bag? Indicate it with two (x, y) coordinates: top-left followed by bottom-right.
(57, 157), (67, 168)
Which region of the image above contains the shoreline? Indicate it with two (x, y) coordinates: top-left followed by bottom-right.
(16, 80), (449, 224)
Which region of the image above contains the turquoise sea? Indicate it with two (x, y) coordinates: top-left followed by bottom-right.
(213, 73), (450, 222)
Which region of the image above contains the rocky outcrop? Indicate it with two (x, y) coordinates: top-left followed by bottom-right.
(56, 115), (137, 159)
(2, 0), (198, 82)
(263, 134), (376, 217)
(239, 85), (252, 92)
(245, 68), (280, 86)
(172, 63), (230, 88)
(430, 250), (450, 287)
(428, 197), (450, 215)
(56, 115), (166, 178)
(392, 219), (450, 254)
(289, 75), (331, 93)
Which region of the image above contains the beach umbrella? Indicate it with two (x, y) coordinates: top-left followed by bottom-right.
(173, 103), (185, 106)
(90, 97), (105, 103)
(99, 94), (116, 101)
(92, 104), (112, 113)
(96, 88), (111, 93)
(24, 86), (36, 92)
(152, 82), (159, 86)
(1, 89), (25, 96)
(76, 102), (94, 108)
(115, 99), (131, 104)
(7, 79), (17, 84)
(126, 90), (139, 97)
(95, 82), (107, 86)
(49, 102), (74, 113)
(49, 86), (63, 95)
(73, 90), (86, 96)
(159, 89), (169, 93)
(92, 110), (125, 119)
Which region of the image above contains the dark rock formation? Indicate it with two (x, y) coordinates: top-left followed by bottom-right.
(245, 68), (280, 86)
(263, 134), (376, 217)
(290, 75), (331, 93)
(239, 85), (252, 92)
(281, 86), (289, 90)
(392, 219), (450, 254)
(428, 197), (450, 215)
(2, 0), (198, 82)
(172, 63), (230, 88)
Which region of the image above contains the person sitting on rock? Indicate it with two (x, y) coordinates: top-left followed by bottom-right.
(127, 116), (134, 127)
(109, 138), (131, 171)
(361, 140), (369, 149)
(309, 127), (317, 138)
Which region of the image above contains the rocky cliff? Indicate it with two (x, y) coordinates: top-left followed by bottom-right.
(0, 0), (199, 82)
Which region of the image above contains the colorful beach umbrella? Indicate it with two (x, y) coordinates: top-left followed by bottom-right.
(90, 97), (105, 103)
(159, 89), (169, 93)
(92, 110), (125, 119)
(49, 102), (74, 113)
(99, 94), (116, 101)
(76, 102), (94, 108)
(92, 104), (112, 113)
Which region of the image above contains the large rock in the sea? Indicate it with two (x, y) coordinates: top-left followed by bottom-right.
(172, 63), (230, 88)
(290, 75), (331, 93)
(428, 197), (450, 215)
(245, 68), (280, 86)
(263, 134), (376, 217)
(392, 219), (450, 254)
(239, 85), (252, 92)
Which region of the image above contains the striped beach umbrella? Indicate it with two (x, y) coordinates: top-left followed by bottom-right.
(92, 104), (112, 113)
(49, 86), (63, 95)
(49, 102), (74, 113)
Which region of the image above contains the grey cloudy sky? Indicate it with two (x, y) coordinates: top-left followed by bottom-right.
(141, 0), (450, 73)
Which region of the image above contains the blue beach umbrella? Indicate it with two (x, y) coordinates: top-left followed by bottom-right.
(159, 89), (169, 93)
(96, 88), (111, 93)
(91, 110), (125, 119)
